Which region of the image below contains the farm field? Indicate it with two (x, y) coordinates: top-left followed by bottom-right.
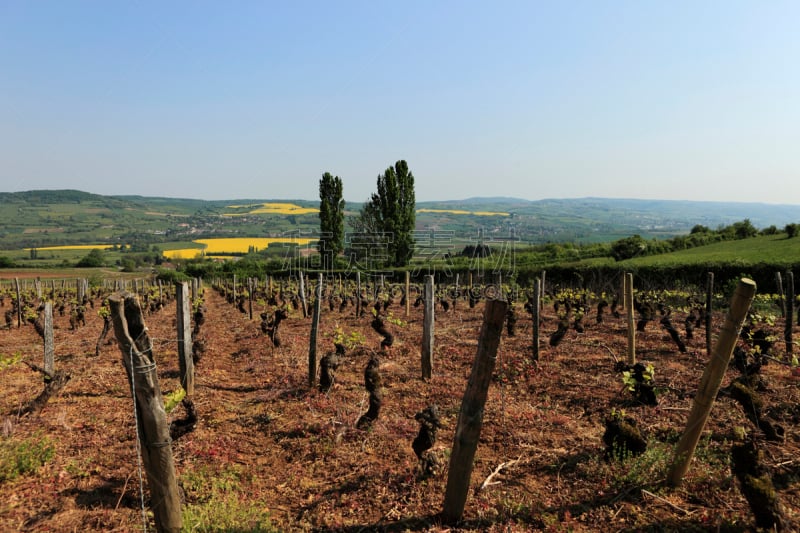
(1, 277), (799, 531)
(162, 238), (318, 260)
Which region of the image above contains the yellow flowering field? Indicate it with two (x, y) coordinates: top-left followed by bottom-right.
(223, 202), (319, 216)
(162, 237), (317, 259)
(416, 208), (510, 216)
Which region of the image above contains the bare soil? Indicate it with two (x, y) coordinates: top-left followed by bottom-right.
(1, 284), (799, 532)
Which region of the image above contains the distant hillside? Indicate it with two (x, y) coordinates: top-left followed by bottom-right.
(1, 189), (800, 250)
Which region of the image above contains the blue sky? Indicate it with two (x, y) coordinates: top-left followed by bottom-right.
(1, 1), (798, 204)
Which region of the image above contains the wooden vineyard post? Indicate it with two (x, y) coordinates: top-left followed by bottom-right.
(625, 272), (635, 365)
(14, 277), (22, 328)
(405, 271), (411, 318)
(308, 274), (323, 387)
(191, 278), (198, 302)
(108, 292), (182, 532)
(705, 272), (714, 357)
(785, 270), (794, 356)
(43, 301), (54, 376)
(421, 275), (435, 380)
(668, 278), (756, 487)
(775, 272), (786, 318)
(540, 270), (546, 309)
(299, 271), (308, 318)
(356, 271), (362, 318)
(532, 277), (541, 362)
(176, 282), (194, 397)
(442, 299), (508, 524)
(248, 278), (254, 320)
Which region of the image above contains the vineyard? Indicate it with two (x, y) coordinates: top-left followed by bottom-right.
(1, 271), (799, 532)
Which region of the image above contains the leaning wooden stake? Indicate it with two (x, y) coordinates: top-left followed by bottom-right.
(176, 282), (194, 397)
(668, 278), (756, 487)
(785, 270), (794, 356)
(421, 275), (435, 380)
(775, 272), (786, 318)
(308, 274), (323, 387)
(108, 292), (182, 532)
(625, 272), (635, 365)
(442, 298), (508, 524)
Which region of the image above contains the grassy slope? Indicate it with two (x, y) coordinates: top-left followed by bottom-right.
(622, 234), (800, 267)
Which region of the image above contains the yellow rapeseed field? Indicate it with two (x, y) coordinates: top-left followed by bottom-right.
(223, 202), (319, 216)
(161, 248), (204, 260)
(416, 208), (510, 217)
(162, 237), (317, 259)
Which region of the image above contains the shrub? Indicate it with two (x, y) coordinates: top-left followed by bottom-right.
(76, 249), (105, 268)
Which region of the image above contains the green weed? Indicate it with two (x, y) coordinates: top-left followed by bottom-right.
(181, 465), (277, 532)
(0, 433), (55, 481)
(0, 352), (22, 371)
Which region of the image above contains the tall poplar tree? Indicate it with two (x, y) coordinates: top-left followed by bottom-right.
(356, 160), (416, 267)
(318, 172), (345, 266)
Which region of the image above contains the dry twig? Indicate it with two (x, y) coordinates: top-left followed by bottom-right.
(478, 457), (521, 491)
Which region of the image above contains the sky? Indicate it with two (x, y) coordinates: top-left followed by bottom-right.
(1, 1), (799, 204)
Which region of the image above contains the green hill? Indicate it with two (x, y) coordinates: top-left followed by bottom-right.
(622, 234), (800, 267)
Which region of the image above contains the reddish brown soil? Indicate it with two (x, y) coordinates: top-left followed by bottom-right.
(1, 284), (799, 532)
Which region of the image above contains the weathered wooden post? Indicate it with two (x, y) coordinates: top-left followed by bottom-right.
(299, 271), (308, 318)
(356, 271), (362, 318)
(421, 275), (435, 380)
(248, 278), (254, 320)
(442, 298), (507, 524)
(668, 278), (756, 487)
(108, 292), (182, 532)
(34, 278), (42, 299)
(43, 301), (54, 376)
(308, 274), (323, 387)
(625, 272), (635, 365)
(405, 271), (411, 317)
(540, 270), (546, 304)
(775, 272), (786, 318)
(705, 272), (714, 356)
(176, 282), (194, 397)
(532, 277), (541, 362)
(14, 277), (22, 328)
(785, 270), (794, 356)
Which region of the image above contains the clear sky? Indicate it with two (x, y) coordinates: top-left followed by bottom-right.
(1, 1), (798, 204)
